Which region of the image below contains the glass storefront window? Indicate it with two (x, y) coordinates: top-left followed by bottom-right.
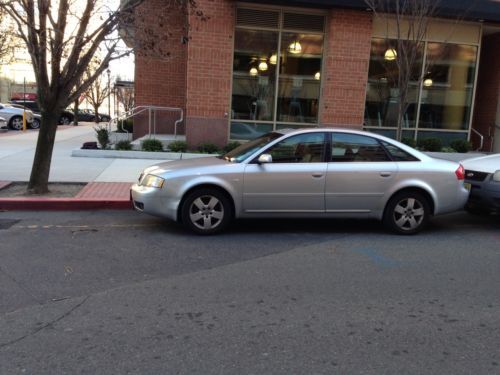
(277, 33), (323, 124)
(364, 38), (423, 129)
(230, 9), (325, 141)
(364, 38), (478, 144)
(232, 29), (278, 121)
(418, 43), (477, 130)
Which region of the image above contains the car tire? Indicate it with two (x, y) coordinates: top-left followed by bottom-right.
(181, 188), (233, 235)
(8, 116), (23, 130)
(59, 115), (71, 125)
(30, 118), (41, 129)
(383, 191), (431, 235)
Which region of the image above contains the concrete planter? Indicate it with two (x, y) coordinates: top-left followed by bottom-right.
(72, 149), (214, 160)
(110, 132), (131, 144)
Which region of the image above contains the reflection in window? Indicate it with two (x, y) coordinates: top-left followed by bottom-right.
(331, 133), (390, 162)
(419, 43), (477, 130)
(230, 122), (273, 141)
(364, 38), (422, 129)
(231, 29), (278, 121)
(265, 133), (325, 163)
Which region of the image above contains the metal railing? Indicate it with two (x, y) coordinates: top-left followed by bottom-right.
(471, 128), (484, 151)
(108, 105), (184, 138)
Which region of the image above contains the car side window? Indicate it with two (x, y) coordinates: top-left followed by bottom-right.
(331, 133), (390, 162)
(381, 141), (420, 161)
(264, 133), (325, 163)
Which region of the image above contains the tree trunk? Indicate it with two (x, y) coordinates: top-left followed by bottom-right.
(73, 99), (79, 126)
(94, 105), (100, 123)
(27, 110), (62, 194)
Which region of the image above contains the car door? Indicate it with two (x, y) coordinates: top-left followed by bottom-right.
(325, 132), (398, 213)
(243, 132), (327, 213)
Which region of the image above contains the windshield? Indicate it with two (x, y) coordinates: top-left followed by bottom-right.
(222, 133), (282, 163)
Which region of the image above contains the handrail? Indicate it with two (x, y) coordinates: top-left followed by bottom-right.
(108, 105), (184, 139)
(471, 128), (484, 151)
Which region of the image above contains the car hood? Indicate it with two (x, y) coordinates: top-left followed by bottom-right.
(461, 154), (500, 174)
(142, 156), (230, 176)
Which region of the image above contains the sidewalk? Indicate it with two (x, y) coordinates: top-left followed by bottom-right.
(0, 123), (167, 211)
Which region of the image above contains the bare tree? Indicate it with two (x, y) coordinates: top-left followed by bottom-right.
(0, 7), (17, 63)
(116, 84), (135, 113)
(365, 0), (439, 141)
(0, 0), (203, 194)
(84, 67), (110, 123)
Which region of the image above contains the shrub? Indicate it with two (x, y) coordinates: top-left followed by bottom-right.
(223, 141), (242, 153)
(401, 137), (416, 148)
(141, 138), (164, 152)
(450, 139), (472, 153)
(441, 147), (456, 153)
(117, 118), (133, 133)
(197, 143), (220, 154)
(168, 140), (188, 153)
(94, 125), (110, 149)
(115, 140), (132, 151)
(417, 137), (442, 152)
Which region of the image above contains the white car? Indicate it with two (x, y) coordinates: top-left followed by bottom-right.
(462, 153), (500, 214)
(0, 103), (34, 130)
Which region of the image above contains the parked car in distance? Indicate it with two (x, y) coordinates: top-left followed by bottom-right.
(70, 109), (111, 123)
(9, 103), (42, 129)
(462, 153), (500, 214)
(9, 100), (74, 125)
(131, 128), (470, 235)
(0, 103), (34, 130)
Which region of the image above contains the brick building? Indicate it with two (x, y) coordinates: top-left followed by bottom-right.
(134, 0), (500, 151)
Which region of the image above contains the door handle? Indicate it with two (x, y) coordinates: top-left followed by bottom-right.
(312, 173), (324, 178)
(380, 172), (392, 177)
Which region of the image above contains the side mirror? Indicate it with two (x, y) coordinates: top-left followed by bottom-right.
(257, 154), (273, 164)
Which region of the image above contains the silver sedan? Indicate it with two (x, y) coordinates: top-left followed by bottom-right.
(131, 128), (470, 235)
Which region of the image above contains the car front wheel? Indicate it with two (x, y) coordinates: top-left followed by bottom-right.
(9, 116), (23, 130)
(383, 191), (430, 235)
(59, 115), (71, 125)
(181, 188), (232, 235)
(30, 118), (41, 129)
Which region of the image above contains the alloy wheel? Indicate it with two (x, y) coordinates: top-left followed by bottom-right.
(393, 197), (425, 231)
(188, 195), (225, 231)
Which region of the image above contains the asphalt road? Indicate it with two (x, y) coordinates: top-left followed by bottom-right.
(0, 210), (499, 374)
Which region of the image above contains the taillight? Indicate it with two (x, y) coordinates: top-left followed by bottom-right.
(455, 164), (465, 180)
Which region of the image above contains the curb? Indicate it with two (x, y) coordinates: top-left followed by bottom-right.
(0, 197), (132, 211)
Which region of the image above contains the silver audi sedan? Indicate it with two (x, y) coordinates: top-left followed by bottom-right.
(131, 128), (469, 235)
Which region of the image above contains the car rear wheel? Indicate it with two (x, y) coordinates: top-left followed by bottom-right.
(8, 116), (23, 130)
(383, 191), (430, 235)
(181, 188), (232, 235)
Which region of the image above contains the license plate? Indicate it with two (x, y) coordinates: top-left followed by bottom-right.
(464, 182), (471, 191)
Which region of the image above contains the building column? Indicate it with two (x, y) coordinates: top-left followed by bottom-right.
(320, 9), (372, 128)
(185, 0), (235, 148)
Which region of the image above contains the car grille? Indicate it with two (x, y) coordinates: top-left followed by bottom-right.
(465, 170), (488, 182)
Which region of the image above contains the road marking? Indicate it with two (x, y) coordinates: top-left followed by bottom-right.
(353, 248), (401, 268)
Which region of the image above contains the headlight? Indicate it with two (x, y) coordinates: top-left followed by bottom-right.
(141, 174), (165, 188)
(493, 170), (500, 182)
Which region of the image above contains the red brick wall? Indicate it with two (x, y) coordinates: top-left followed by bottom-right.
(472, 32), (500, 151)
(134, 0), (188, 139)
(185, 0), (235, 148)
(320, 9), (372, 128)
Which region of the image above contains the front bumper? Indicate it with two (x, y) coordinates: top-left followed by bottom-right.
(130, 184), (179, 221)
(466, 177), (500, 212)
